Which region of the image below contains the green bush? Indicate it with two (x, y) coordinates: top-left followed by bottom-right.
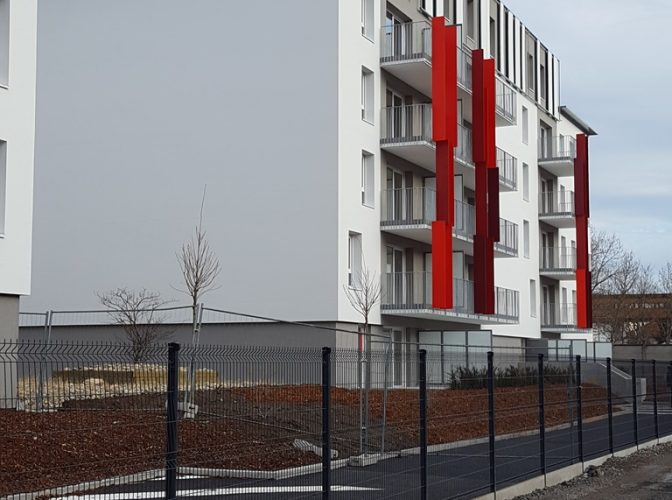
(447, 364), (572, 390)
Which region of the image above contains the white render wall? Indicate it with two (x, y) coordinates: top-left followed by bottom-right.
(0, 0), (37, 296)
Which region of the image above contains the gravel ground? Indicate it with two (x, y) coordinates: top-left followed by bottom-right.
(515, 442), (672, 499)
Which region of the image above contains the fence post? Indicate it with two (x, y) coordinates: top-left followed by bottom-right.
(652, 360), (659, 440)
(487, 351), (496, 493)
(322, 347), (331, 499)
(166, 342), (180, 500)
(538, 353), (546, 475)
(632, 359), (638, 447)
(419, 349), (428, 500)
(575, 355), (583, 463)
(606, 357), (614, 454)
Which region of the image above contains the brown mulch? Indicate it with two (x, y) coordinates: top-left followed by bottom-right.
(1, 384), (610, 496)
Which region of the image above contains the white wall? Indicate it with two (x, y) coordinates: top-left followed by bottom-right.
(0, 0), (38, 296)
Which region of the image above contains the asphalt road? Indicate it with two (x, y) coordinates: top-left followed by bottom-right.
(59, 409), (672, 500)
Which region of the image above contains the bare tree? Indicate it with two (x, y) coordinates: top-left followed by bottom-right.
(343, 262), (382, 456)
(97, 288), (170, 363)
(623, 265), (658, 357)
(590, 226), (625, 294)
(177, 187), (221, 322)
(655, 262), (672, 344)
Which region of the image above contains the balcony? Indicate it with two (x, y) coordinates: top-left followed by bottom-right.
(381, 272), (519, 324)
(538, 136), (577, 177)
(495, 219), (518, 257)
(539, 190), (575, 228)
(541, 303), (580, 332)
(381, 104), (435, 170)
(454, 124), (475, 186)
(380, 187), (435, 244)
(457, 45), (473, 93)
(497, 148), (517, 191)
(381, 21), (432, 96)
(495, 78), (517, 126)
(540, 246), (577, 280)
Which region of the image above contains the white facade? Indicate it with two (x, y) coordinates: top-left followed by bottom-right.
(23, 0), (594, 351)
(0, 0), (38, 299)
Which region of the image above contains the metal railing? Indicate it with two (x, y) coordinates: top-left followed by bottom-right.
(457, 45), (472, 90)
(454, 199), (475, 239)
(381, 104), (432, 145)
(381, 187), (435, 226)
(540, 246), (577, 272)
(539, 135), (577, 161)
(496, 218), (519, 255)
(497, 147), (518, 190)
(495, 286), (520, 319)
(539, 190), (575, 216)
(381, 20), (432, 63)
(541, 303), (578, 327)
(495, 78), (517, 123)
(382, 273), (475, 314)
(455, 123), (473, 164)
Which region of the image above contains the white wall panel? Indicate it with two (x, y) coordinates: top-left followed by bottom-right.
(553, 55), (560, 118)
(520, 23), (526, 93)
(480, 0), (490, 56)
(514, 17), (521, 88)
(498, 2), (504, 73)
(506, 11), (514, 81)
(535, 39), (542, 106)
(455, 0), (464, 25)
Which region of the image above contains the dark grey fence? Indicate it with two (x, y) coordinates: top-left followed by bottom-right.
(2, 340), (672, 499)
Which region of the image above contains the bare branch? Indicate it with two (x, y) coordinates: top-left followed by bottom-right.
(97, 288), (171, 362)
(343, 262), (382, 331)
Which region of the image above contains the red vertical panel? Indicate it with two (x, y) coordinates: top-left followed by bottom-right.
(574, 134), (591, 328)
(445, 26), (458, 145)
(432, 18), (448, 142)
(472, 50), (485, 164)
(484, 60), (497, 167)
(432, 221), (453, 309)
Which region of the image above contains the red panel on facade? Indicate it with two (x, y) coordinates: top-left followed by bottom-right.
(487, 168), (500, 241)
(574, 134), (591, 328)
(435, 142), (455, 223)
(484, 59), (497, 167)
(576, 269), (592, 328)
(432, 221), (453, 309)
(576, 216), (589, 270)
(431, 17), (448, 142)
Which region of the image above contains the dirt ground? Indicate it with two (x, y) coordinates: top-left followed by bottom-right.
(516, 443), (672, 499)
(1, 383), (611, 496)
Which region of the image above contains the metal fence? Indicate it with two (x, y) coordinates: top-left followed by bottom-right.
(2, 339), (672, 499)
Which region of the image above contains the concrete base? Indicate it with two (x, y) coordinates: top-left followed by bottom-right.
(614, 445), (638, 458)
(494, 475), (545, 500)
(0, 294), (19, 409)
(545, 463), (582, 488)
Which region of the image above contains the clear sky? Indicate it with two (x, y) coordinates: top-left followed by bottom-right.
(504, 0), (672, 269)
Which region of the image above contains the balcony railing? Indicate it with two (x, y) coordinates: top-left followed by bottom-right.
(496, 218), (518, 255)
(495, 286), (520, 320)
(495, 78), (517, 124)
(457, 46), (472, 90)
(540, 246), (577, 272)
(539, 135), (577, 161)
(497, 148), (517, 190)
(455, 123), (473, 165)
(381, 187), (435, 226)
(539, 190), (575, 216)
(541, 303), (578, 328)
(381, 104), (432, 145)
(382, 272), (519, 319)
(454, 200), (475, 239)
(381, 21), (432, 63)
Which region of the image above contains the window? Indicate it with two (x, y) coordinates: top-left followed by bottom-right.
(522, 107), (529, 144)
(348, 232), (362, 288)
(420, 0), (444, 17)
(361, 151), (374, 207)
(466, 0), (475, 40)
(530, 280), (537, 317)
(0, 141), (5, 235)
(523, 220), (530, 258)
(522, 163), (529, 201)
(361, 67), (374, 124)
(361, 0), (374, 40)
(0, 0), (8, 87)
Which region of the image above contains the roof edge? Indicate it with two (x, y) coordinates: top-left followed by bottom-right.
(559, 106), (598, 136)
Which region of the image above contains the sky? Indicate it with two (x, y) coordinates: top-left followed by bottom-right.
(504, 0), (672, 270)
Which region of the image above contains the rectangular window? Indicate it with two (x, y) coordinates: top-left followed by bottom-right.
(348, 232), (363, 288)
(420, 0), (444, 17)
(530, 279), (537, 317)
(523, 220), (530, 258)
(466, 0), (475, 40)
(0, 0), (9, 87)
(522, 163), (529, 201)
(361, 0), (374, 40)
(0, 140), (6, 235)
(361, 151), (374, 208)
(361, 67), (374, 124)
(522, 106), (529, 144)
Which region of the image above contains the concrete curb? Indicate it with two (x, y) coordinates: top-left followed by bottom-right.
(179, 458), (352, 481)
(1, 469), (164, 500)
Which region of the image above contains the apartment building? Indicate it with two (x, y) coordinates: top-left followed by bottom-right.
(0, 1), (38, 341)
(24, 1), (596, 373)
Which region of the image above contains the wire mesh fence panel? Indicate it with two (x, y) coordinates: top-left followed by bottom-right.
(0, 340), (169, 498)
(580, 358), (613, 460)
(611, 359), (638, 451)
